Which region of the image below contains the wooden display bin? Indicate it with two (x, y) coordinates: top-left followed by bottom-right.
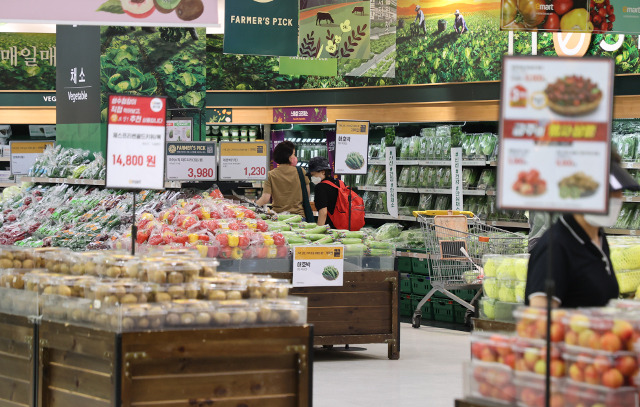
(269, 270), (400, 360)
(38, 321), (312, 407)
(0, 312), (36, 407)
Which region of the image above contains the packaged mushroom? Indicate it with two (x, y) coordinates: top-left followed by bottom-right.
(96, 254), (141, 279)
(85, 279), (152, 308)
(164, 299), (216, 328)
(210, 300), (259, 327)
(0, 268), (46, 289)
(258, 297), (308, 325)
(148, 282), (199, 302)
(105, 303), (166, 332)
(198, 277), (247, 301)
(0, 246), (38, 269)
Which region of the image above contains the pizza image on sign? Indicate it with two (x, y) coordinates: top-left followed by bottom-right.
(544, 75), (603, 116)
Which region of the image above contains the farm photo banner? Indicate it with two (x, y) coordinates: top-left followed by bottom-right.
(2, 0), (218, 27)
(224, 0), (299, 57)
(299, 0), (371, 59)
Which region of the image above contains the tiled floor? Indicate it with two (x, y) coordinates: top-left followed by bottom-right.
(313, 322), (471, 407)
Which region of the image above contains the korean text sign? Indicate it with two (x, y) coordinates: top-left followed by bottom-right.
(334, 120), (369, 175)
(498, 56), (614, 214)
(219, 142), (268, 181)
(106, 95), (167, 190)
(293, 246), (344, 287)
(166, 142), (217, 181)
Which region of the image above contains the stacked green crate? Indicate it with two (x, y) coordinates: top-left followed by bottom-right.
(432, 298), (455, 323)
(400, 293), (413, 317)
(411, 295), (433, 320)
(400, 273), (411, 294)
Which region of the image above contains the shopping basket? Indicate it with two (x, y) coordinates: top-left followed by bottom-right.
(410, 210), (528, 328)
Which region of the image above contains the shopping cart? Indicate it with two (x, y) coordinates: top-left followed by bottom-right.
(410, 210), (528, 328)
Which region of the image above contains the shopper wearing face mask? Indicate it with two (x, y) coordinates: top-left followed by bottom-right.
(256, 141), (311, 218)
(307, 157), (339, 227)
(525, 152), (640, 309)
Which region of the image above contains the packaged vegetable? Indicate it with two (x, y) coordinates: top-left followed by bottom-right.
(374, 223), (403, 240)
(398, 167), (410, 187)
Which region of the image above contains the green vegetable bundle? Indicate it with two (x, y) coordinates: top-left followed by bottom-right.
(322, 266), (340, 281)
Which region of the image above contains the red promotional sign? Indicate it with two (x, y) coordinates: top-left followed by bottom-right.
(106, 95), (167, 190)
(498, 56), (614, 214)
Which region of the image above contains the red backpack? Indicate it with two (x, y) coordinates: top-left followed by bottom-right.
(321, 179), (365, 231)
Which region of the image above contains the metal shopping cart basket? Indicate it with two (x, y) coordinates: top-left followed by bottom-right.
(410, 210), (528, 328)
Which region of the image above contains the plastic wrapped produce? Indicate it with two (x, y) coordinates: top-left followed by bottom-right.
(417, 167), (428, 187)
(441, 135), (451, 160)
(477, 169), (497, 190)
(434, 195), (451, 210)
(408, 136), (420, 159)
(372, 166), (386, 185)
(374, 223), (403, 240)
(480, 133), (498, 158)
(419, 136), (428, 159)
(398, 167), (410, 187)
(425, 167), (436, 187)
(375, 192), (388, 214)
(618, 134), (636, 161)
(418, 194), (433, 210)
(440, 167), (451, 188)
(400, 137), (411, 159)
(462, 168), (479, 188)
(450, 125), (463, 148)
(615, 203), (635, 229)
(408, 166), (420, 187)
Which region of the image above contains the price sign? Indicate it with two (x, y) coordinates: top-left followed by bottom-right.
(293, 245), (344, 287)
(166, 142), (217, 181)
(498, 56), (614, 214)
(166, 118), (193, 142)
(10, 141), (54, 176)
(334, 120), (369, 175)
(219, 142), (268, 181)
(106, 95), (167, 190)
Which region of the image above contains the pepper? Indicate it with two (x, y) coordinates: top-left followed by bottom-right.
(231, 247), (243, 260)
(560, 8), (592, 31)
(267, 246), (278, 259)
(227, 234), (239, 247)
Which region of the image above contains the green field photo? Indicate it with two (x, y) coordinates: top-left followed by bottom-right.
(299, 1), (371, 59)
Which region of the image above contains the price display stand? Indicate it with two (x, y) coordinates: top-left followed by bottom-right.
(105, 94), (168, 255)
(218, 141), (268, 181)
(498, 56), (614, 407)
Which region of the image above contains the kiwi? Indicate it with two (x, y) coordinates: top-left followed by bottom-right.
(154, 0), (181, 13)
(176, 0), (203, 21)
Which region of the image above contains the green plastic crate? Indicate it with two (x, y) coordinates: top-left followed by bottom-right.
(410, 274), (431, 296)
(411, 294), (433, 320)
(400, 273), (411, 294)
(411, 257), (430, 276)
(454, 303), (468, 324)
(397, 257), (412, 273)
(400, 294), (413, 317)
(452, 289), (478, 302)
(432, 299), (455, 323)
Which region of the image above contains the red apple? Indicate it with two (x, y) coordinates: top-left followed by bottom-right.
(523, 348), (540, 370)
(602, 368), (624, 389)
(550, 394), (564, 407)
(550, 360), (565, 377)
(565, 330), (578, 346)
(584, 365), (600, 385)
(503, 353), (516, 369)
(600, 332), (623, 352)
(588, 332), (602, 350)
(550, 322), (565, 342)
(612, 320), (634, 342)
(578, 329), (595, 348)
(615, 355), (638, 377)
(569, 363), (584, 382)
(471, 342), (486, 359)
(481, 347), (497, 363)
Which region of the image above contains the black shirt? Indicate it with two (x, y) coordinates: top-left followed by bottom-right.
(314, 178), (340, 228)
(525, 214), (619, 308)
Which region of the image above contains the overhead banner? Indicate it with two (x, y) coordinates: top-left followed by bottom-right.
(273, 107), (328, 123)
(334, 120), (369, 175)
(106, 95), (167, 190)
(501, 0), (639, 33)
(2, 0), (218, 27)
(279, 57), (338, 77)
(224, 0), (299, 56)
(0, 33), (56, 91)
(498, 56), (614, 214)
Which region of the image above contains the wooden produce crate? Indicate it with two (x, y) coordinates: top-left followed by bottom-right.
(0, 312), (36, 407)
(269, 270), (400, 360)
(38, 321), (312, 407)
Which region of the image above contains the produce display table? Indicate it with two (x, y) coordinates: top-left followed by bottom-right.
(471, 318), (515, 333)
(0, 312), (36, 407)
(268, 270), (400, 360)
(37, 321), (312, 407)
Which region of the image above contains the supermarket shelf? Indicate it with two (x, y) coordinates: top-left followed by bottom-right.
(605, 228), (640, 235)
(396, 250), (430, 259)
(0, 182), (16, 188)
(485, 220), (529, 228)
(622, 162), (640, 169)
(485, 190), (497, 196)
(20, 176), (183, 189)
(357, 185), (486, 196)
(369, 159), (493, 167)
(0, 157), (10, 162)
(365, 213), (417, 221)
(623, 196), (640, 202)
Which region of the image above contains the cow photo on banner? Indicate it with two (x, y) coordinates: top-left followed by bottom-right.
(299, 0), (371, 59)
(224, 0), (299, 56)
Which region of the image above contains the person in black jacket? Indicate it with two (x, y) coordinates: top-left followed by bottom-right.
(308, 157), (339, 228)
(525, 154), (640, 308)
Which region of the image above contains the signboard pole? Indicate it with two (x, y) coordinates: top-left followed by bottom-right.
(131, 192), (137, 256)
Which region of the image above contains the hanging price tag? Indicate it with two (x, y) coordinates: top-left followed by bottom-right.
(218, 142), (268, 181)
(166, 142), (217, 181)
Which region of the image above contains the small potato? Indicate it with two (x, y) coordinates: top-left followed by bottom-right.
(246, 311), (258, 325)
(155, 292), (172, 302)
(207, 290), (226, 301)
(185, 287), (198, 300)
(113, 286), (127, 298)
(166, 313), (180, 326)
(121, 317), (135, 330)
(213, 311), (231, 325)
(0, 259), (13, 269)
(22, 259), (34, 269)
(95, 313), (110, 327)
(167, 286), (185, 299)
(226, 291), (242, 300)
(58, 264), (70, 274)
(70, 308), (85, 322)
(1, 252), (13, 260)
(147, 270), (166, 284)
(43, 286), (56, 295)
(230, 310), (247, 325)
(83, 262), (96, 275)
(102, 295), (119, 307)
(195, 312), (211, 325)
(286, 310), (300, 323)
(70, 264), (84, 275)
(248, 288), (262, 299)
(12, 260), (22, 269)
(150, 317), (163, 329)
(57, 285), (72, 297)
(120, 294), (138, 304)
(137, 318), (150, 329)
(202, 266), (216, 277)
(180, 313), (195, 325)
(167, 272), (184, 284)
(106, 266), (122, 278)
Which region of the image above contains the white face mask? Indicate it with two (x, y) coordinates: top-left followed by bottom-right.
(584, 196), (624, 227)
(311, 176), (322, 185)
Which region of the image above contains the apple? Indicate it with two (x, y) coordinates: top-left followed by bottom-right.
(550, 360), (565, 377)
(534, 359), (546, 375)
(523, 348), (540, 370)
(578, 329), (596, 348)
(569, 363), (584, 381)
(550, 394), (564, 407)
(503, 353), (516, 369)
(600, 332), (623, 352)
(588, 332), (602, 350)
(584, 365), (600, 385)
(480, 347), (497, 363)
(612, 319), (634, 342)
(615, 355), (638, 377)
(500, 384), (516, 402)
(471, 342), (485, 359)
(569, 314), (590, 334)
(478, 381), (492, 397)
(565, 330), (578, 346)
(602, 368), (624, 388)
(550, 322), (565, 342)
(593, 355), (612, 374)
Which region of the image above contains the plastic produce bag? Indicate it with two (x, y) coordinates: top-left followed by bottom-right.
(441, 167), (451, 188)
(462, 168), (479, 188)
(618, 134), (636, 161)
(477, 169), (497, 190)
(398, 167), (410, 187)
(408, 166), (420, 187)
(375, 192), (388, 214)
(418, 194), (433, 210)
(374, 223), (403, 240)
(417, 167), (428, 187)
(434, 195), (452, 210)
(451, 125), (463, 148)
(441, 136), (451, 160)
(408, 136), (420, 159)
(419, 136), (428, 159)
(425, 167), (436, 187)
(480, 133), (498, 158)
(615, 203), (635, 228)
